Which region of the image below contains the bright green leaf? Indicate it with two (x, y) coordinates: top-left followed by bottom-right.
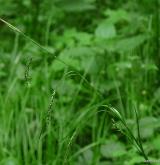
(95, 21), (116, 39)
(101, 140), (126, 158)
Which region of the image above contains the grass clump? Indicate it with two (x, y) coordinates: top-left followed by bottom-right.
(0, 0), (159, 164)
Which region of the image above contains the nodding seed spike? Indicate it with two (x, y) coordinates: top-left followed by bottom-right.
(109, 107), (122, 120)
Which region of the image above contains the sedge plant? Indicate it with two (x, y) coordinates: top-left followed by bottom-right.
(103, 105), (151, 164)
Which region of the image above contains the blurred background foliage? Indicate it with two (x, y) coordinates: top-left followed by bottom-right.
(0, 0), (160, 164)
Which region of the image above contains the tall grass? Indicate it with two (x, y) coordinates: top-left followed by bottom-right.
(0, 3), (159, 163)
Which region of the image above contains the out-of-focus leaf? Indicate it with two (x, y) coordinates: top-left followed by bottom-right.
(135, 117), (158, 139)
(52, 46), (95, 71)
(141, 63), (158, 71)
(115, 34), (148, 52)
(53, 29), (93, 48)
(99, 80), (121, 92)
(61, 46), (94, 58)
(0, 63), (6, 78)
(0, 157), (18, 165)
(115, 61), (132, 70)
(104, 9), (130, 23)
(98, 161), (111, 165)
(124, 155), (144, 165)
(100, 140), (126, 158)
(152, 136), (160, 151)
(74, 32), (93, 46)
(95, 21), (116, 39)
(52, 56), (80, 71)
(78, 149), (93, 164)
(0, 0), (17, 16)
(56, 0), (95, 12)
(154, 88), (160, 103)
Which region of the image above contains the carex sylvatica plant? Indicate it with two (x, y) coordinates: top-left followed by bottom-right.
(0, 18), (102, 96)
(1, 2), (158, 163)
(104, 105), (151, 164)
(0, 18), (105, 163)
(24, 57), (32, 87)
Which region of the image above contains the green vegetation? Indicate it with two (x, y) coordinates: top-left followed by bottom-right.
(0, 0), (160, 164)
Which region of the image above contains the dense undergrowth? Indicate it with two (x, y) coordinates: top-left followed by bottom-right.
(0, 0), (160, 164)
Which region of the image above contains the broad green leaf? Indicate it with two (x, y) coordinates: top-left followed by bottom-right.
(95, 21), (116, 39)
(141, 63), (158, 71)
(104, 9), (130, 23)
(100, 140), (126, 158)
(115, 34), (148, 52)
(52, 47), (95, 71)
(52, 56), (80, 71)
(135, 117), (158, 139)
(60, 46), (94, 58)
(54, 29), (93, 48)
(74, 32), (93, 46)
(115, 61), (132, 69)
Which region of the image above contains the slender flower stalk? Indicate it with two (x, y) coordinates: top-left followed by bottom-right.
(103, 105), (150, 164)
